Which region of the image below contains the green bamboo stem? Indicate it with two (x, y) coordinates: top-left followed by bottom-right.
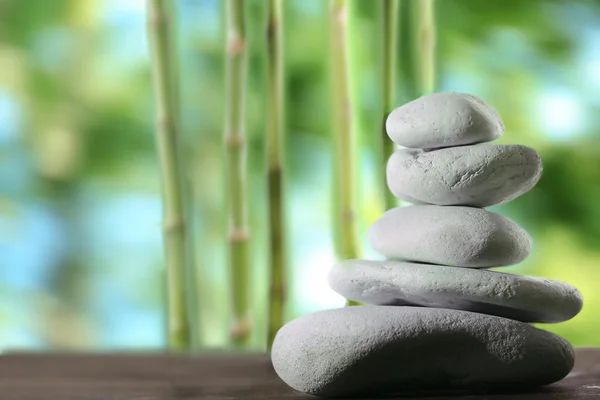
(417, 0), (436, 95)
(224, 0), (251, 347)
(398, 0), (415, 102)
(329, 0), (361, 307)
(381, 0), (399, 211)
(399, 0), (436, 101)
(146, 0), (192, 351)
(266, 0), (287, 349)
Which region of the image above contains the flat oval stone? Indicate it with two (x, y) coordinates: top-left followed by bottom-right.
(386, 144), (542, 207)
(368, 206), (531, 267)
(386, 92), (504, 149)
(271, 306), (574, 398)
(328, 260), (583, 323)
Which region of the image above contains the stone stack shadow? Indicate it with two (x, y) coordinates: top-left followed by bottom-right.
(271, 92), (583, 398)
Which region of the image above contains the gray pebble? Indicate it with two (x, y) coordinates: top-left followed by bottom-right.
(387, 143), (542, 207)
(386, 92), (504, 149)
(328, 260), (583, 323)
(368, 205), (531, 267)
(271, 306), (574, 397)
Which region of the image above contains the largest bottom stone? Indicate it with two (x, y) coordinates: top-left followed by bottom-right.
(271, 306), (574, 398)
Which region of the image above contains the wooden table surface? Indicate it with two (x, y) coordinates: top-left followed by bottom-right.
(0, 348), (599, 399)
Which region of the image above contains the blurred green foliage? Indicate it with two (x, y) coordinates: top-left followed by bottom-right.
(0, 0), (599, 350)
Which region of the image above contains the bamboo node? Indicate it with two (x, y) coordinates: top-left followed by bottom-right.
(420, 29), (436, 47)
(226, 32), (246, 55)
(225, 133), (246, 148)
(230, 317), (252, 341)
(148, 10), (168, 29)
(229, 228), (250, 243)
(334, 5), (347, 26)
(169, 324), (189, 336)
(344, 99), (352, 119)
(269, 285), (286, 298)
(267, 20), (278, 42)
(342, 209), (357, 223)
(157, 116), (175, 132)
(164, 218), (186, 233)
(268, 165), (283, 175)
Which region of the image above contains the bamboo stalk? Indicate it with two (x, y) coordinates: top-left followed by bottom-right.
(146, 0), (192, 351)
(380, 0), (399, 211)
(224, 0), (251, 347)
(399, 0), (436, 100)
(330, 0), (361, 307)
(398, 0), (415, 103)
(417, 0), (436, 95)
(266, 0), (287, 349)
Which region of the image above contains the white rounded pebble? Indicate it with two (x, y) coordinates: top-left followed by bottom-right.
(368, 205), (531, 267)
(386, 143), (542, 207)
(328, 260), (583, 323)
(271, 306), (574, 397)
(386, 92), (504, 149)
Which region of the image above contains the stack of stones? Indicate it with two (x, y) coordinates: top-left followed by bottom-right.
(271, 93), (584, 398)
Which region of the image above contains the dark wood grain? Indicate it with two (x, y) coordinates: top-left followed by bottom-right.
(0, 348), (598, 399)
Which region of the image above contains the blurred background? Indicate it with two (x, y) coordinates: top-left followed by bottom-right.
(0, 0), (599, 351)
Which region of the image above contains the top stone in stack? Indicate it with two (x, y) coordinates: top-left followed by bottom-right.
(386, 92), (504, 149)
(385, 92), (542, 207)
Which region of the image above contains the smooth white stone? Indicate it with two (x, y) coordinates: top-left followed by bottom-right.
(386, 143), (542, 207)
(328, 260), (583, 323)
(368, 206), (531, 267)
(386, 92), (504, 149)
(272, 306), (574, 397)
